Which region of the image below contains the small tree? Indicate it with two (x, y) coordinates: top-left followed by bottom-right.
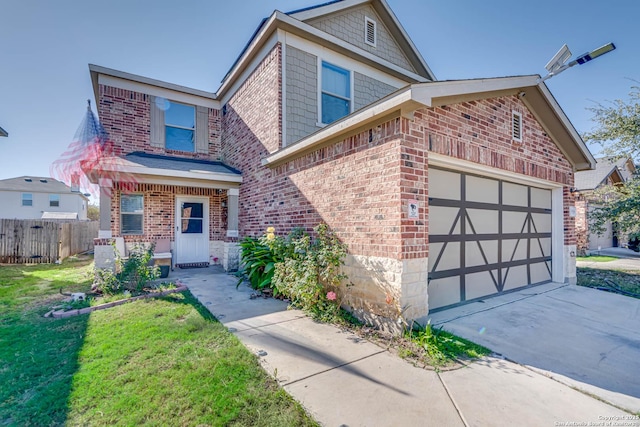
(582, 86), (640, 241)
(87, 203), (100, 221)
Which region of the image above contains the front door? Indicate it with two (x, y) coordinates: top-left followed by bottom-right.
(175, 196), (209, 265)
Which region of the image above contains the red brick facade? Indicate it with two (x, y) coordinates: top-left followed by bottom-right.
(110, 182), (226, 244)
(98, 85), (222, 160)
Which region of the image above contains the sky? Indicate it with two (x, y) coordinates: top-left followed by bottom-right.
(1, 0), (639, 200)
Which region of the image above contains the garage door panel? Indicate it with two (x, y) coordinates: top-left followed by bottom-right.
(503, 182), (528, 207)
(430, 206), (461, 234)
(465, 270), (499, 300)
(503, 239), (527, 261)
(531, 187), (552, 209)
(428, 277), (461, 310)
(503, 265), (528, 291)
(466, 209), (499, 234)
(466, 176), (499, 204)
(530, 261), (552, 284)
(429, 169), (460, 200)
(531, 213), (552, 233)
(465, 240), (498, 267)
(429, 242), (460, 271)
(428, 168), (554, 312)
(503, 211), (528, 234)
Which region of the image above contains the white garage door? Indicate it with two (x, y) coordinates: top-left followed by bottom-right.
(428, 168), (552, 312)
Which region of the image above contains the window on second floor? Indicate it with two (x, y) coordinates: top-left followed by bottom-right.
(22, 193), (32, 206)
(49, 194), (60, 207)
(121, 194), (144, 235)
(150, 96), (209, 154)
(321, 61), (351, 125)
(165, 101), (195, 152)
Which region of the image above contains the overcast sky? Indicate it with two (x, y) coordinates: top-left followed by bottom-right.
(1, 0), (638, 195)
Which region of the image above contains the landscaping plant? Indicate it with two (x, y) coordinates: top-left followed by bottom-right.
(93, 243), (160, 295)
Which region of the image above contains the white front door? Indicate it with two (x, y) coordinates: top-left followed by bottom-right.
(175, 196), (209, 265)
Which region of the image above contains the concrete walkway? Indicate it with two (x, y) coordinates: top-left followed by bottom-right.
(174, 267), (637, 427)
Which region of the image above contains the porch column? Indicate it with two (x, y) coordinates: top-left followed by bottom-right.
(226, 188), (239, 238)
(98, 178), (113, 238)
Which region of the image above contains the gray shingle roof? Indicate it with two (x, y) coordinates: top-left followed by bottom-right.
(574, 157), (627, 191)
(0, 126), (7, 137)
(0, 176), (76, 193)
(124, 152), (241, 176)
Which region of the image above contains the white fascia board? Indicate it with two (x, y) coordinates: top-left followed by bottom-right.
(89, 64), (217, 100)
(375, 0), (436, 81)
(89, 159), (242, 185)
(536, 82), (596, 169)
(411, 76), (539, 105)
(428, 153), (564, 189)
(287, 0), (369, 21)
(218, 10), (427, 99)
(98, 74), (220, 109)
(277, 12), (428, 83)
(263, 87), (414, 166)
(218, 32), (280, 105)
(284, 32), (409, 88)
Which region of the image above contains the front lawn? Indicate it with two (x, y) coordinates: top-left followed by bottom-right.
(0, 257), (316, 426)
(576, 255), (618, 262)
(577, 267), (640, 299)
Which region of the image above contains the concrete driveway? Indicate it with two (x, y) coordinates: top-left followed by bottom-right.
(429, 282), (640, 412)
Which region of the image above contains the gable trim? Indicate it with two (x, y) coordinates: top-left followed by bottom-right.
(263, 76), (595, 171)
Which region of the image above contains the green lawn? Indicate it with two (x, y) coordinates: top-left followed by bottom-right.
(0, 257), (316, 426)
(577, 267), (640, 299)
(576, 255), (618, 262)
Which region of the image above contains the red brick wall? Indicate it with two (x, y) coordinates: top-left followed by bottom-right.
(98, 85), (221, 160)
(420, 97), (575, 245)
(575, 197), (589, 253)
(110, 183), (226, 243)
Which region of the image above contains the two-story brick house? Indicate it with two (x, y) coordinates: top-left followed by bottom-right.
(88, 0), (595, 327)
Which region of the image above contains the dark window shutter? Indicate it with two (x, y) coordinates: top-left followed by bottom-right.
(149, 95), (165, 147)
(195, 105), (209, 154)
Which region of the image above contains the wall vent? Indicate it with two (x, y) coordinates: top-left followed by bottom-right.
(512, 111), (523, 142)
(365, 17), (377, 47)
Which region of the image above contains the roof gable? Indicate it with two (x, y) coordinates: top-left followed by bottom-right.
(288, 0), (434, 80)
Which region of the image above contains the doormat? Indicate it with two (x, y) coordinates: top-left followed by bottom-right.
(176, 262), (210, 269)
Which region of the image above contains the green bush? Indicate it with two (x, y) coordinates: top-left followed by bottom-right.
(273, 223), (348, 321)
(94, 243), (160, 295)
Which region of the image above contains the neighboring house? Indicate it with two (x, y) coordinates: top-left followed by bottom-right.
(0, 126), (7, 137)
(574, 157), (636, 253)
(87, 0), (595, 326)
(0, 176), (89, 220)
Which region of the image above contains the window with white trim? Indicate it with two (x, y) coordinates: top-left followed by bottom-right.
(22, 193), (32, 207)
(165, 101), (195, 152)
(49, 194), (60, 207)
(321, 61), (351, 125)
(512, 111), (523, 142)
(121, 194), (144, 235)
(365, 17), (377, 47)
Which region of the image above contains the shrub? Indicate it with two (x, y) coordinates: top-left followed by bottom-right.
(273, 223), (349, 321)
(94, 243), (160, 295)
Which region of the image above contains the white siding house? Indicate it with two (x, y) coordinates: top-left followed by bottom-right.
(0, 176), (88, 220)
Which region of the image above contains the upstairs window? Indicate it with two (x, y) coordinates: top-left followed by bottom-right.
(121, 194), (144, 235)
(49, 194), (60, 207)
(321, 62), (351, 125)
(165, 101), (195, 152)
(22, 193), (32, 206)
(150, 96), (208, 153)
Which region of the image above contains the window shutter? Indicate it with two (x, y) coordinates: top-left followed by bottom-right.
(195, 105), (209, 154)
(149, 95), (165, 147)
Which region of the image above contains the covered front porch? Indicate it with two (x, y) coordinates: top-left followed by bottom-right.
(84, 152), (243, 272)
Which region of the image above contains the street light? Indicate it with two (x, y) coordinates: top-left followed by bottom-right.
(539, 42), (616, 82)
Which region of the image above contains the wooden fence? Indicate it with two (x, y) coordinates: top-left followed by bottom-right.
(0, 219), (99, 264)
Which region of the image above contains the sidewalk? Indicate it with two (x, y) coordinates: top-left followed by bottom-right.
(176, 267), (637, 426)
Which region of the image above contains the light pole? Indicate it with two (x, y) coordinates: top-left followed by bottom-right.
(539, 42), (616, 82)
